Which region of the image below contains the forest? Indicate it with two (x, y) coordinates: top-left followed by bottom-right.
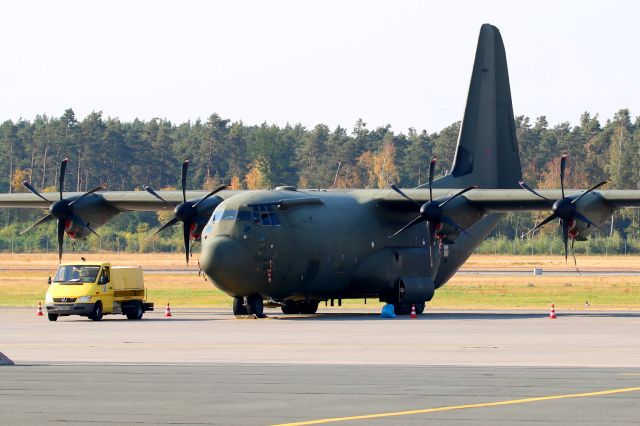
(1, 108), (640, 255)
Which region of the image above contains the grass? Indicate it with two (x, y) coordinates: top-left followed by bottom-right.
(1, 253), (640, 309)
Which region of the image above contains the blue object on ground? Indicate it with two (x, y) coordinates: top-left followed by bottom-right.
(380, 303), (396, 318)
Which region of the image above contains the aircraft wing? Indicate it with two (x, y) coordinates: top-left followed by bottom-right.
(375, 188), (640, 212)
(0, 190), (239, 211)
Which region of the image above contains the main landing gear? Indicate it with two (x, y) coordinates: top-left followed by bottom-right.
(280, 300), (319, 315)
(233, 294), (266, 318)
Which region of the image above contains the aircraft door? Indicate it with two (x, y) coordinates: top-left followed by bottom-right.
(252, 205), (292, 286)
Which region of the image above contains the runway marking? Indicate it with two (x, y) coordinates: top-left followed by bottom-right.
(272, 386), (640, 426)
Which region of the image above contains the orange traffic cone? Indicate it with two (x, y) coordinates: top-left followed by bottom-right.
(36, 301), (43, 316)
(410, 304), (417, 318)
(164, 302), (172, 317)
(549, 304), (557, 319)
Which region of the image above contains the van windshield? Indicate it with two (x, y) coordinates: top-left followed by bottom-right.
(54, 265), (101, 284)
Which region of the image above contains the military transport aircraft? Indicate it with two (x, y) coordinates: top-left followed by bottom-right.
(2, 24), (640, 317)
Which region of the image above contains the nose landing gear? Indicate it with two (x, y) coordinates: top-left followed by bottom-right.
(233, 294), (265, 318)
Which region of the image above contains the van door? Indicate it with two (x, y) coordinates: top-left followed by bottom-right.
(97, 266), (114, 313)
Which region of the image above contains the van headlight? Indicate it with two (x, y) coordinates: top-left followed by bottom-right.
(45, 293), (53, 304)
(76, 296), (91, 303)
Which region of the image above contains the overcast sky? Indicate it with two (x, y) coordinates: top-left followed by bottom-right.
(1, 0), (639, 133)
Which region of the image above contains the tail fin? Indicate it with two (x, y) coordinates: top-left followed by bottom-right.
(434, 24), (522, 189)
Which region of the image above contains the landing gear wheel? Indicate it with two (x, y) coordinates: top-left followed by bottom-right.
(415, 302), (425, 315)
(246, 294), (265, 318)
(298, 301), (319, 314)
(89, 301), (103, 321)
(392, 302), (412, 315)
(47, 313), (58, 322)
(233, 296), (248, 316)
(281, 300), (299, 315)
(126, 301), (144, 320)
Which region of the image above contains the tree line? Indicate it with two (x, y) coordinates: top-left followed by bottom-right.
(1, 108), (640, 252)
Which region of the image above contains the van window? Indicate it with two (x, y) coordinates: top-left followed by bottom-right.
(54, 265), (100, 284)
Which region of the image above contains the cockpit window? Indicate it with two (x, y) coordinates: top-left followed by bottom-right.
(210, 209), (253, 225)
(236, 210), (252, 222)
(250, 205), (280, 226)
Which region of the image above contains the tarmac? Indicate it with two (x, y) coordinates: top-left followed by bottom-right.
(1, 307), (640, 424)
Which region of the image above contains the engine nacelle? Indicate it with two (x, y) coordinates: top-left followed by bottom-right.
(570, 191), (614, 241)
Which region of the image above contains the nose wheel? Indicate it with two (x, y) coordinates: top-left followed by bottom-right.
(233, 294), (265, 318)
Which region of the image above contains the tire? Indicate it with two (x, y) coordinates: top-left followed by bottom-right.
(126, 301), (144, 320)
(415, 302), (425, 315)
(246, 294), (265, 318)
(392, 302), (412, 315)
(298, 301), (319, 314)
(89, 301), (103, 321)
(232, 297), (248, 316)
(47, 313), (58, 322)
(281, 300), (299, 315)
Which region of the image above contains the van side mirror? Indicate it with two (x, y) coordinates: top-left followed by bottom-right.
(47, 277), (52, 285)
(99, 275), (107, 285)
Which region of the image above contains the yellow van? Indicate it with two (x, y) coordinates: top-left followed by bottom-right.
(45, 262), (154, 321)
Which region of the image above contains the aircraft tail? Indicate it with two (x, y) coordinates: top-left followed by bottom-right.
(434, 24), (522, 189)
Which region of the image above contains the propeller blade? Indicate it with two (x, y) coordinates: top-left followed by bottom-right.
(560, 154), (567, 199)
(428, 157), (436, 202)
(69, 186), (105, 206)
(521, 213), (558, 238)
(519, 181), (552, 203)
(440, 215), (472, 238)
(181, 160), (189, 203)
(573, 211), (600, 229)
(59, 158), (68, 201)
(20, 214), (54, 235)
(57, 219), (65, 262)
(193, 184), (228, 208)
(572, 180), (609, 204)
(143, 185), (169, 204)
(147, 216), (180, 239)
(69, 213), (100, 237)
(183, 221), (191, 265)
(561, 218), (569, 262)
(438, 186), (477, 208)
(22, 181), (52, 204)
(388, 215), (424, 238)
(390, 184), (421, 207)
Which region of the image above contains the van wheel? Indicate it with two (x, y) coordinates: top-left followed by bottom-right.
(126, 301), (143, 320)
(47, 313), (58, 322)
(89, 301), (103, 321)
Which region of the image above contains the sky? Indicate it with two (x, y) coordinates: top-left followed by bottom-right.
(1, 0), (639, 133)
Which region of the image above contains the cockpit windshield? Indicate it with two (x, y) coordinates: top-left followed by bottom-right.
(54, 265), (100, 285)
(208, 205), (280, 228)
(210, 209), (252, 224)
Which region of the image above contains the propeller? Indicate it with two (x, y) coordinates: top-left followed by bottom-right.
(388, 157), (476, 265)
(519, 154), (609, 261)
(21, 158), (103, 262)
(145, 160), (227, 265)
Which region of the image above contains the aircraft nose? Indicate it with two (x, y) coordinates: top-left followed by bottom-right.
(200, 236), (255, 295)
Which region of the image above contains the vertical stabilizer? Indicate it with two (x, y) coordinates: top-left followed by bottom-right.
(435, 24), (522, 189)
